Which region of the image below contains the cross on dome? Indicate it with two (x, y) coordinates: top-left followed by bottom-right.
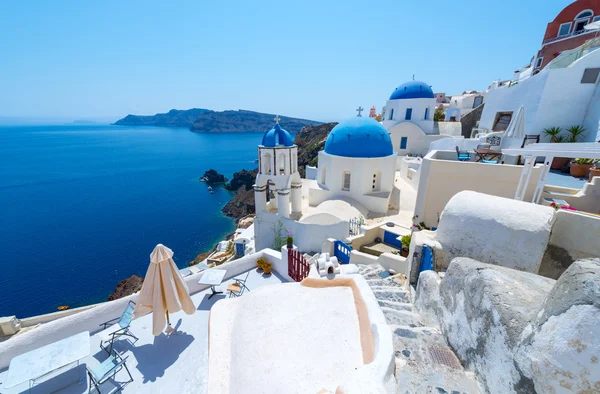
(356, 106), (364, 117)
(274, 115), (281, 124)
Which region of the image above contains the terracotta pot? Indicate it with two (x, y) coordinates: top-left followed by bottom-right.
(263, 265), (272, 275)
(551, 157), (570, 170)
(570, 162), (593, 178)
(400, 249), (409, 258)
(589, 167), (600, 182)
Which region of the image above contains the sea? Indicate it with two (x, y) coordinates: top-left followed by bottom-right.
(0, 124), (264, 318)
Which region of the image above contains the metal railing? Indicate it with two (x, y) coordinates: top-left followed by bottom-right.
(543, 28), (595, 45)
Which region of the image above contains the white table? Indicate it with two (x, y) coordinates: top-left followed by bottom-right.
(4, 331), (91, 392)
(198, 269), (227, 299)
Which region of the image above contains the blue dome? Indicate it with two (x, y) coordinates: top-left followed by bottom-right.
(261, 124), (294, 147)
(324, 117), (393, 158)
(389, 81), (434, 100)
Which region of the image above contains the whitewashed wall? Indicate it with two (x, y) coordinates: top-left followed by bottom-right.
(414, 150), (543, 227)
(382, 97), (435, 134)
(480, 49), (600, 142)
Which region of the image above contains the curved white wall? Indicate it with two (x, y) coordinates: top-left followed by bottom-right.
(382, 97), (435, 134)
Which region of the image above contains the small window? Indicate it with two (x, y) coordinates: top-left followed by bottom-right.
(400, 137), (408, 150)
(473, 96), (484, 108)
(575, 19), (589, 33)
(582, 68), (600, 83)
(535, 57), (544, 68)
(424, 107), (429, 120)
(343, 172), (351, 191)
(405, 108), (412, 120)
(492, 112), (513, 131)
(558, 22), (572, 37)
(576, 10), (593, 19)
(389, 108), (394, 120)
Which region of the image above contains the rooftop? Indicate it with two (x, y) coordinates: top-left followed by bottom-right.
(0, 268), (287, 394)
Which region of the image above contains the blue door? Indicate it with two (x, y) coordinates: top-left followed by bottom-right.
(235, 243), (245, 257)
(383, 231), (402, 249)
(419, 245), (433, 274)
(333, 240), (352, 264)
(405, 108), (412, 120)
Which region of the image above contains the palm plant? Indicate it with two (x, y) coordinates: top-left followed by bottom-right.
(566, 125), (586, 142)
(543, 126), (563, 142)
(553, 135), (568, 143)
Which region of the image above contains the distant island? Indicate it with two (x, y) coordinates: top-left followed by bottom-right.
(114, 108), (322, 133)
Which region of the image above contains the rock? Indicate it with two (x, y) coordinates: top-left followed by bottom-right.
(107, 275), (144, 301)
(436, 191), (555, 274)
(294, 122), (337, 177)
(238, 216), (254, 229)
(515, 258), (600, 393)
(201, 169), (227, 185)
(438, 257), (555, 394)
(225, 169), (256, 191)
(414, 270), (442, 327)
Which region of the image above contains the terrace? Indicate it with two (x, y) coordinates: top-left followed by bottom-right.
(0, 254), (288, 394)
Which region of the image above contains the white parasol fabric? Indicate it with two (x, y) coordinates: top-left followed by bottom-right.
(134, 244), (196, 335)
(584, 21), (600, 31)
(504, 105), (526, 140)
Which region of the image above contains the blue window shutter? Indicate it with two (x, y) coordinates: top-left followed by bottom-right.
(405, 108), (412, 120)
(400, 137), (408, 149)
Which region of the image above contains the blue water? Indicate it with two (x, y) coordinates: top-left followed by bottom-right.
(0, 125), (263, 317)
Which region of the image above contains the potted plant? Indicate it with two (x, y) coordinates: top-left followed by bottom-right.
(570, 158), (594, 177)
(566, 125), (586, 143)
(262, 261), (273, 275)
(589, 160), (600, 182)
(256, 256), (267, 271)
(286, 235), (294, 249)
(400, 234), (411, 258)
(543, 127), (571, 169)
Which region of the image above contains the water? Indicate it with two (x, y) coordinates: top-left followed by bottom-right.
(0, 124), (263, 317)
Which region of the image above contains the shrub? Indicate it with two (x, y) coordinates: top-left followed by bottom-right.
(401, 234), (412, 248)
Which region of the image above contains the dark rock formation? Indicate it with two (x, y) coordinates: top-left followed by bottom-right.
(201, 169), (227, 185)
(114, 108), (210, 128)
(114, 108), (322, 133)
(294, 122), (337, 177)
(107, 275), (144, 301)
(222, 169), (258, 220)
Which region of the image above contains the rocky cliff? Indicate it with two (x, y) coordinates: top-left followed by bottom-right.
(107, 275), (144, 301)
(294, 122), (337, 177)
(115, 108), (322, 133)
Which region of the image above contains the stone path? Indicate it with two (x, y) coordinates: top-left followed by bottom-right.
(357, 264), (482, 394)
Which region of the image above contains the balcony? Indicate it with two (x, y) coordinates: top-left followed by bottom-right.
(543, 28), (595, 45)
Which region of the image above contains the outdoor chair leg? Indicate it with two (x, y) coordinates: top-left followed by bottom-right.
(124, 362), (134, 384)
(88, 371), (101, 394)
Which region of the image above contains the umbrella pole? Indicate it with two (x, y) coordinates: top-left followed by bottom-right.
(165, 310), (175, 335)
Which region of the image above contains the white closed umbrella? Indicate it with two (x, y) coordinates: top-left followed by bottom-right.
(504, 106), (526, 139)
(584, 21), (600, 31)
(134, 244), (196, 335)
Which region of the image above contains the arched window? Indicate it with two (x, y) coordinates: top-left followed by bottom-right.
(389, 109), (394, 120)
(574, 10), (593, 33)
(342, 171), (351, 191)
(278, 152), (287, 175)
(263, 152), (272, 175)
(320, 165), (326, 185)
(576, 10), (593, 19)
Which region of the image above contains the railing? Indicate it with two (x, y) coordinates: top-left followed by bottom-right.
(288, 249), (310, 282)
(349, 217), (362, 236)
(543, 28), (595, 45)
(333, 240), (352, 265)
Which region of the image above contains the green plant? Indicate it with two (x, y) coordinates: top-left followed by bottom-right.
(433, 107), (445, 122)
(573, 158), (595, 164)
(270, 220), (290, 250)
(553, 135), (568, 143)
(566, 125), (586, 142)
(543, 127), (563, 142)
(401, 234), (412, 248)
(256, 256), (267, 270)
(286, 236), (293, 244)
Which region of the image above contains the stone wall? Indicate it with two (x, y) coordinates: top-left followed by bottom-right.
(460, 103), (485, 138)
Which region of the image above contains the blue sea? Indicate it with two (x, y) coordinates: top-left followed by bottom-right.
(0, 124), (263, 318)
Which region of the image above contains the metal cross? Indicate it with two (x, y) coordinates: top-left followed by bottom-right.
(356, 106), (364, 117)
(274, 115), (281, 124)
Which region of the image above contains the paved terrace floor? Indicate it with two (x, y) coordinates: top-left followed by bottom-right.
(0, 268), (286, 394)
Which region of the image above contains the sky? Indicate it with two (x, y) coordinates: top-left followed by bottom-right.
(0, 0), (572, 122)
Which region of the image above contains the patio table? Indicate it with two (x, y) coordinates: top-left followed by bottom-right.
(474, 149), (502, 162)
(198, 268), (227, 299)
(4, 331), (90, 392)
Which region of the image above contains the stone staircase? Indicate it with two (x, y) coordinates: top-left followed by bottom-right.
(357, 264), (482, 394)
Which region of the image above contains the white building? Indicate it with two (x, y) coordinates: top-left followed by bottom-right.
(479, 42), (600, 142)
(382, 81), (457, 157)
(443, 91), (486, 121)
(310, 117), (398, 214)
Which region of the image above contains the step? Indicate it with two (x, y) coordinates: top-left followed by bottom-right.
(390, 325), (482, 394)
(366, 278), (405, 289)
(377, 299), (414, 312)
(380, 307), (424, 327)
(372, 289), (411, 304)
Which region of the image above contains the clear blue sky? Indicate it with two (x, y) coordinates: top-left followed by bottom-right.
(0, 0), (570, 122)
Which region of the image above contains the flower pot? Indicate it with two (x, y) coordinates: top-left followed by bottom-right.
(286, 240), (293, 249)
(263, 265), (272, 275)
(400, 248), (409, 258)
(551, 157), (570, 170)
(570, 162), (593, 178)
(590, 167), (600, 182)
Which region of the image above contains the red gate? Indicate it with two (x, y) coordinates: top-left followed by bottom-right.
(288, 249), (310, 282)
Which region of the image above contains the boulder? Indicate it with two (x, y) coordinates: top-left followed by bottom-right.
(414, 270), (442, 327)
(516, 258), (600, 393)
(436, 191), (555, 274)
(438, 257), (555, 394)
